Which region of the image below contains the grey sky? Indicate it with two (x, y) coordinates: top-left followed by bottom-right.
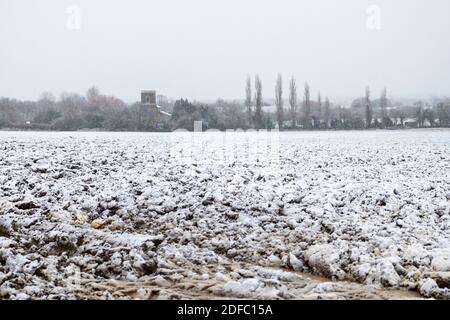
(1, 0), (449, 103)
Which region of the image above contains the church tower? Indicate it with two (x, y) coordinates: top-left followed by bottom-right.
(141, 90), (157, 107)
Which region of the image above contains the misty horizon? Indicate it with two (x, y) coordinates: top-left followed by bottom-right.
(1, 0), (450, 103)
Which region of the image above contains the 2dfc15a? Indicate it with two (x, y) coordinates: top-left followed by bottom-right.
(221, 304), (273, 316)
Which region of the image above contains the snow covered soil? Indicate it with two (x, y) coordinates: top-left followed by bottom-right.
(0, 130), (449, 300)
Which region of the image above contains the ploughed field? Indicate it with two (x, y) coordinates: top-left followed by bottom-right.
(0, 130), (449, 300)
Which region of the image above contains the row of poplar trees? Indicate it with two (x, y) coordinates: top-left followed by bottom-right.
(245, 74), (331, 130)
(245, 74), (390, 130)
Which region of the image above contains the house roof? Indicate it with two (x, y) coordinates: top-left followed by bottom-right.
(157, 105), (172, 117)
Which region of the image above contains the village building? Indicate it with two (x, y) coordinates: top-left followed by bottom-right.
(140, 90), (171, 129)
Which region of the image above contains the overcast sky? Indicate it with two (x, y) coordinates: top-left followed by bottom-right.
(1, 0), (450, 103)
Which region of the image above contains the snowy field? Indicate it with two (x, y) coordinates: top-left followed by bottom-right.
(0, 129), (449, 300)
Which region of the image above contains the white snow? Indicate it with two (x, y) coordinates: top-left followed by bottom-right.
(0, 129), (449, 299)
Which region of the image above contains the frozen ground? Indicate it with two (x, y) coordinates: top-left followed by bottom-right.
(0, 129), (449, 300)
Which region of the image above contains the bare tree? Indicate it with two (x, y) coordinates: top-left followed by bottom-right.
(39, 91), (56, 103)
(317, 92), (322, 127)
(245, 75), (253, 127)
(254, 75), (263, 129)
(303, 82), (311, 129)
(399, 110), (406, 127)
(58, 92), (86, 130)
(38, 92), (56, 109)
(86, 86), (100, 103)
(324, 97), (330, 129)
(365, 86), (372, 128)
(424, 107), (437, 127)
(380, 88), (387, 128)
(436, 99), (450, 127)
(34, 92), (58, 125)
(415, 101), (424, 128)
(275, 73), (283, 130)
(289, 77), (297, 128)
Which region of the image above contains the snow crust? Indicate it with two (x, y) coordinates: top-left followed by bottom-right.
(0, 130), (449, 299)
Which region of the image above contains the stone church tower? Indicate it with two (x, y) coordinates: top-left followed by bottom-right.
(139, 90), (171, 130)
(141, 90), (157, 107)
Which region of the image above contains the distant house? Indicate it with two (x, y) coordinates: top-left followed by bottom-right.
(140, 90), (171, 129)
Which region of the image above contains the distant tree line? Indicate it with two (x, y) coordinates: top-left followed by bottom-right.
(245, 74), (450, 130)
(1, 81), (450, 131)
